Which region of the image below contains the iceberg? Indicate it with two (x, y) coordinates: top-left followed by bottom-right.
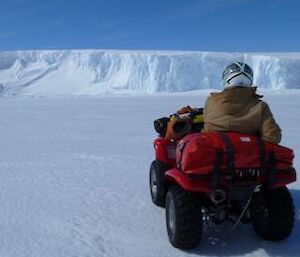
(0, 50), (300, 96)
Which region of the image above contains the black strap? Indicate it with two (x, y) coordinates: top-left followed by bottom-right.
(257, 137), (266, 176)
(211, 151), (223, 190)
(268, 151), (277, 187)
(219, 132), (235, 173)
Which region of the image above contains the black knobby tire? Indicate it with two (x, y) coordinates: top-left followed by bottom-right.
(149, 160), (168, 207)
(166, 185), (203, 249)
(251, 186), (295, 241)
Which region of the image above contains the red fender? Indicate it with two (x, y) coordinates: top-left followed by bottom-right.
(164, 168), (212, 193)
(154, 138), (176, 166)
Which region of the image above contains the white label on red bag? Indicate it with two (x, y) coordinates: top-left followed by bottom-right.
(167, 145), (176, 159)
(240, 137), (251, 142)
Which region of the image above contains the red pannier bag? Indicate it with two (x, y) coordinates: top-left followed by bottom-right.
(176, 132), (296, 186)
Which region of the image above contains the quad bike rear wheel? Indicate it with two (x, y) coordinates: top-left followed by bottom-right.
(166, 185), (203, 249)
(251, 186), (294, 241)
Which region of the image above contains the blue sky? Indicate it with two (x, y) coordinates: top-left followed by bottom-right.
(0, 0), (299, 52)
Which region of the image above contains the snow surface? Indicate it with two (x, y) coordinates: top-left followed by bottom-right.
(0, 92), (299, 257)
(1, 50), (300, 96)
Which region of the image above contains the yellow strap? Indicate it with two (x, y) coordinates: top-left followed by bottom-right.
(193, 114), (204, 123)
(170, 115), (178, 122)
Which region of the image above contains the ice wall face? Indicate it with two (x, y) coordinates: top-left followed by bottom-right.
(0, 50), (300, 96)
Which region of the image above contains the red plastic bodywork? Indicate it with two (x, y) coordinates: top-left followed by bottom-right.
(154, 135), (297, 193)
(154, 138), (177, 167)
(164, 166), (296, 193)
(164, 168), (212, 192)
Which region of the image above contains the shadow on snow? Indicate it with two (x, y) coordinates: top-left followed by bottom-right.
(185, 189), (300, 257)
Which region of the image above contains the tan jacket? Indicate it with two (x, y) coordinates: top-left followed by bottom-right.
(203, 87), (282, 144)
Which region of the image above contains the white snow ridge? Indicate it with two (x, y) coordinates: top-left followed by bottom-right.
(0, 50), (300, 96)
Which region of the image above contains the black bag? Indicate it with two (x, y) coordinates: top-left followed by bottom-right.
(153, 108), (204, 138)
(154, 117), (170, 137)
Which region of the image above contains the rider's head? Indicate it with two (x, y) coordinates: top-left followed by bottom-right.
(222, 62), (253, 88)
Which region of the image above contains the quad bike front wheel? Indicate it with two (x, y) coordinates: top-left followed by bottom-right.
(251, 186), (295, 241)
(149, 160), (167, 207)
(166, 185), (203, 249)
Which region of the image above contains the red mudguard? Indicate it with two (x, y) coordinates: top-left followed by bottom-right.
(164, 167), (296, 193)
(154, 138), (176, 166)
(164, 168), (212, 192)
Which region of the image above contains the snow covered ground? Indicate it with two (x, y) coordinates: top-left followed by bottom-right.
(0, 91), (299, 257)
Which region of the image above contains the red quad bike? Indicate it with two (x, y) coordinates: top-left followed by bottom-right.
(150, 127), (297, 249)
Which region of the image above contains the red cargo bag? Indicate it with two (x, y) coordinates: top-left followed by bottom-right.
(176, 132), (296, 187)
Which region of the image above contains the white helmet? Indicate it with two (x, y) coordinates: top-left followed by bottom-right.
(222, 62), (253, 88)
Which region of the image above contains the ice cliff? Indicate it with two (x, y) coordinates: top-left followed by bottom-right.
(0, 50), (300, 96)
